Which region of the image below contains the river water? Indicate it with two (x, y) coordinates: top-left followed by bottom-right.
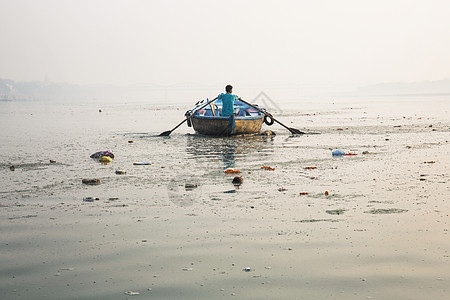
(0, 95), (449, 299)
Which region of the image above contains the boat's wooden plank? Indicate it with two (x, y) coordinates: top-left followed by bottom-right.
(192, 116), (264, 136)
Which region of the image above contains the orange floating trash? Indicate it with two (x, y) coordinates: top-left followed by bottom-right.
(261, 166), (275, 171)
(299, 192), (309, 195)
(345, 153), (357, 156)
(225, 168), (241, 174)
(304, 167), (317, 170)
(424, 161), (435, 164)
(324, 191), (329, 196)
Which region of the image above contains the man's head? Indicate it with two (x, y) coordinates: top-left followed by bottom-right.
(225, 85), (233, 93)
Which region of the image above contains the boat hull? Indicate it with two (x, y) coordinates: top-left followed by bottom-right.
(192, 115), (264, 136)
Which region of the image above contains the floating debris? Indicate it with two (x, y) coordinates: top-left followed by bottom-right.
(261, 166), (275, 171)
(278, 187), (287, 192)
(82, 178), (101, 185)
(83, 197), (99, 202)
(326, 209), (346, 215)
(424, 161), (435, 164)
(243, 267), (251, 272)
(299, 192), (309, 195)
(364, 208), (408, 214)
(304, 167), (317, 170)
(124, 291), (140, 296)
(111, 204), (128, 207)
(90, 150), (114, 160)
(185, 183), (198, 190)
(115, 170), (127, 174)
(9, 165), (15, 171)
(324, 191), (329, 196)
(182, 268), (193, 271)
(133, 162), (151, 165)
(232, 177), (243, 186)
(225, 168), (241, 174)
(50, 160), (56, 163)
(100, 157), (113, 164)
(295, 219), (339, 223)
(332, 149), (345, 156)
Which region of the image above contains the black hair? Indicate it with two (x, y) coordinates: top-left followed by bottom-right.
(225, 85), (233, 93)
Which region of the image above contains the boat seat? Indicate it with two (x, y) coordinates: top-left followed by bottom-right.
(238, 108), (247, 116)
(196, 109), (206, 116)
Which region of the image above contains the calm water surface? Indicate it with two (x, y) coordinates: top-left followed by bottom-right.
(0, 96), (449, 299)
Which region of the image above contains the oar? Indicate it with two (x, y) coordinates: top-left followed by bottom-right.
(238, 98), (304, 134)
(159, 97), (219, 136)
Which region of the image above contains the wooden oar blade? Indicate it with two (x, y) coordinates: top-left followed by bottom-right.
(159, 130), (172, 136)
(288, 128), (305, 135)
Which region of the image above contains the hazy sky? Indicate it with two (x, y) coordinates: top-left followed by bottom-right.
(1, 0), (449, 90)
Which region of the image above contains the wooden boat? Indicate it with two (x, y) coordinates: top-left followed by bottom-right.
(189, 99), (265, 136)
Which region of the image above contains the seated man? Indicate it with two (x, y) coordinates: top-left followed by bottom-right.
(218, 85), (239, 135)
(218, 85), (239, 117)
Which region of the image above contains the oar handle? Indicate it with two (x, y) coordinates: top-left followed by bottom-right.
(191, 96), (219, 116)
(159, 96), (219, 136)
(181, 96), (219, 125)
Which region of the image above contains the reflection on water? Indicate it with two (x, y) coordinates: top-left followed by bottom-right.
(166, 134), (275, 206)
(185, 134), (275, 169)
